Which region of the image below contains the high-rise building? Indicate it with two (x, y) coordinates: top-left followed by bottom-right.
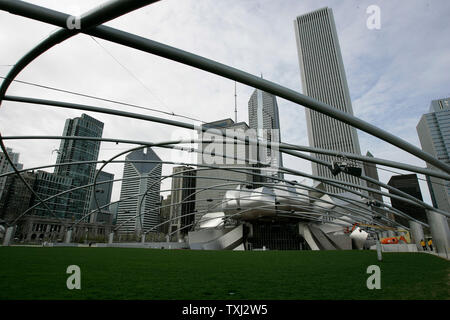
(0, 147), (23, 200)
(363, 151), (383, 202)
(32, 170), (73, 219)
(363, 151), (395, 221)
(387, 174), (427, 227)
(416, 97), (450, 212)
(0, 171), (35, 223)
(116, 147), (162, 235)
(168, 166), (196, 240)
(88, 170), (114, 224)
(248, 89), (283, 179)
(55, 114), (104, 219)
(195, 119), (253, 223)
(109, 202), (119, 225)
(159, 195), (171, 235)
(294, 7), (366, 194)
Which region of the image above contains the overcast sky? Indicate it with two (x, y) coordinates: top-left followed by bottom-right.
(1, 0), (449, 205)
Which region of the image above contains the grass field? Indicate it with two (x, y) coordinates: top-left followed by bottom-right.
(0, 247), (448, 300)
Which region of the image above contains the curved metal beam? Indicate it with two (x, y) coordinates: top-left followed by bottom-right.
(0, 2), (448, 173)
(2, 97), (446, 217)
(0, 0), (159, 100)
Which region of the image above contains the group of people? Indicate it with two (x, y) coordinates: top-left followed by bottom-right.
(420, 239), (433, 251)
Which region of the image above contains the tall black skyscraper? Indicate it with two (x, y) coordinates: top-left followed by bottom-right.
(55, 114), (104, 220)
(387, 174), (427, 227)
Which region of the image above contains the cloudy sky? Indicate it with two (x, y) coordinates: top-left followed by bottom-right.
(0, 0), (449, 205)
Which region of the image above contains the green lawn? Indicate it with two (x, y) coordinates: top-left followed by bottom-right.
(0, 247), (448, 300)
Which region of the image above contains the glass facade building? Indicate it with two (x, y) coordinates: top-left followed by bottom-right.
(88, 170), (114, 224)
(0, 147), (23, 200)
(32, 170), (73, 219)
(54, 114), (104, 220)
(416, 97), (450, 212)
(387, 174), (427, 227)
(248, 89), (283, 180)
(116, 147), (162, 234)
(168, 166), (196, 240)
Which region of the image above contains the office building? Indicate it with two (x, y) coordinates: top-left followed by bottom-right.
(54, 113), (104, 220)
(416, 97), (450, 212)
(0, 171), (35, 223)
(159, 195), (171, 235)
(248, 89), (283, 179)
(363, 151), (383, 202)
(195, 119), (253, 223)
(32, 170), (73, 219)
(116, 147), (162, 235)
(109, 202), (119, 225)
(387, 174), (427, 227)
(168, 166), (196, 240)
(294, 7), (366, 194)
(363, 151), (396, 221)
(88, 170), (114, 224)
(0, 147), (23, 200)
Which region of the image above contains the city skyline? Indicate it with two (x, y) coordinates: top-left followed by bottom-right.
(0, 1), (449, 306)
(0, 0), (449, 208)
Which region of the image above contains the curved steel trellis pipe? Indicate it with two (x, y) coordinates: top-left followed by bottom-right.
(1, 149), (438, 228)
(0, 134), (445, 226)
(0, 0), (159, 100)
(2, 97), (447, 218)
(0, 1), (449, 174)
(108, 164), (401, 235)
(277, 146), (449, 218)
(165, 204), (361, 241)
(120, 163), (402, 234)
(0, 133), (65, 225)
(0, 153), (434, 229)
(2, 135), (449, 180)
(0, 134), (437, 233)
(164, 140), (449, 218)
(134, 178), (410, 237)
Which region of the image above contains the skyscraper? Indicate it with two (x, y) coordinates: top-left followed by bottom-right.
(159, 195), (171, 235)
(0, 171), (35, 223)
(248, 89), (283, 179)
(55, 114), (104, 219)
(416, 97), (450, 213)
(363, 151), (383, 203)
(0, 147), (23, 200)
(116, 147), (162, 235)
(387, 174), (427, 227)
(88, 170), (114, 224)
(32, 170), (73, 219)
(195, 119), (253, 223)
(294, 7), (366, 194)
(168, 166), (196, 240)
